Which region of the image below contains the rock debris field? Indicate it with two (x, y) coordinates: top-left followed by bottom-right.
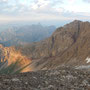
(0, 66), (90, 90)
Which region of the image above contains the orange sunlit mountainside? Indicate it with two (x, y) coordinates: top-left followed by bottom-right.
(0, 44), (32, 72)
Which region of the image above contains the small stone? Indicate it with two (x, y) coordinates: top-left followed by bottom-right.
(45, 81), (48, 84)
(33, 77), (37, 79)
(11, 78), (20, 82)
(48, 85), (54, 88)
(82, 80), (88, 86)
(25, 82), (28, 85)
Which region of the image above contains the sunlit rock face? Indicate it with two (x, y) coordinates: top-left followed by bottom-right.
(0, 44), (32, 72)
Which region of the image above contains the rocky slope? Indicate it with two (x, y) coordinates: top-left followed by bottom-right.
(15, 20), (90, 70)
(0, 66), (89, 90)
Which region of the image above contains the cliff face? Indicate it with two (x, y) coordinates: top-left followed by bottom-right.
(0, 44), (32, 72)
(16, 20), (90, 70)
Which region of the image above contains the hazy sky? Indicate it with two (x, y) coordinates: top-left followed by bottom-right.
(0, 0), (90, 23)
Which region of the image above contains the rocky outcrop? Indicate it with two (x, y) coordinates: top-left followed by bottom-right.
(0, 44), (32, 72)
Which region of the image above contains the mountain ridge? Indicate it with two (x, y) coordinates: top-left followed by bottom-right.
(15, 20), (90, 70)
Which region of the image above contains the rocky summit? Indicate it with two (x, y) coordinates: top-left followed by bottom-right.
(0, 66), (90, 90)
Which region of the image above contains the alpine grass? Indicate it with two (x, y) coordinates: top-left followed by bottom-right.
(0, 60), (30, 74)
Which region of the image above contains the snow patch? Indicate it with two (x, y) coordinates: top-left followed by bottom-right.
(86, 57), (90, 63)
(76, 65), (90, 69)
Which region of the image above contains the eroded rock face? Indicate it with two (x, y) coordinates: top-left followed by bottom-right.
(0, 45), (32, 72)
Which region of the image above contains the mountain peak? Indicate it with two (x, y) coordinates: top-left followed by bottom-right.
(72, 20), (82, 23)
(67, 20), (82, 26)
(70, 20), (90, 25)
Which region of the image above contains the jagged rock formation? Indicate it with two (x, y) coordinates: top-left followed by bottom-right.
(15, 20), (90, 70)
(0, 44), (32, 72)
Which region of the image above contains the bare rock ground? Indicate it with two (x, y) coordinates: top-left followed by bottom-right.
(0, 66), (90, 90)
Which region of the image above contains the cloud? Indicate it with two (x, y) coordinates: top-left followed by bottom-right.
(0, 0), (63, 14)
(0, 0), (65, 22)
(83, 0), (90, 3)
(0, 0), (90, 23)
(29, 0), (64, 17)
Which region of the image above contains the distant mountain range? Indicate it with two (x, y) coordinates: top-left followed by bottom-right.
(0, 23), (56, 46)
(0, 20), (90, 72)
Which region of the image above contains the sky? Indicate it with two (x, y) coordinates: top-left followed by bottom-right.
(0, 0), (90, 25)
